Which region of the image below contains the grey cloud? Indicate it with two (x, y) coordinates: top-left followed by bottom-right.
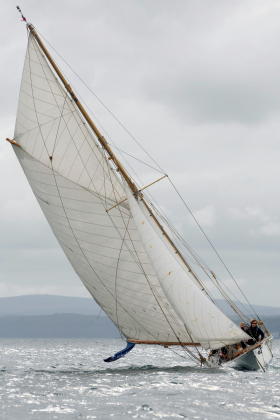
(146, 80), (280, 124)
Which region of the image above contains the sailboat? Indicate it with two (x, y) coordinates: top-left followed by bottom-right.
(7, 7), (273, 371)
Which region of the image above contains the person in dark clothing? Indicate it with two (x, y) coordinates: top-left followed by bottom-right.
(246, 319), (265, 345)
(219, 347), (228, 364)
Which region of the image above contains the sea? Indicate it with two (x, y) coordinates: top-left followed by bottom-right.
(0, 338), (279, 420)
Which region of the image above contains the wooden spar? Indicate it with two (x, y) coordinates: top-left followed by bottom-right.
(106, 198), (128, 212)
(6, 138), (21, 147)
(139, 174), (168, 192)
(27, 25), (201, 281)
(127, 339), (201, 346)
(106, 175), (167, 212)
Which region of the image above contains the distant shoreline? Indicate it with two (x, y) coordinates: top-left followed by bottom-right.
(0, 313), (278, 339)
(0, 314), (119, 339)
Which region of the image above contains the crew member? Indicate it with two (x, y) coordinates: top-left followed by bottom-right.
(246, 319), (265, 345)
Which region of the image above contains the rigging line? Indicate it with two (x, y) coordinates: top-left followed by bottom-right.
(150, 203), (213, 269)
(34, 27), (165, 174)
(168, 346), (201, 362)
(104, 142), (165, 174)
(168, 177), (260, 320)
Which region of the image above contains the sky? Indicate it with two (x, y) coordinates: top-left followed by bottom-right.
(1, 0), (280, 307)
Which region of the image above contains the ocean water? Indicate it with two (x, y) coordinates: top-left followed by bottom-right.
(0, 339), (279, 419)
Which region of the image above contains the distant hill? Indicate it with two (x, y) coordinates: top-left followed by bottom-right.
(216, 299), (280, 318)
(0, 313), (277, 339)
(0, 295), (278, 339)
(0, 295), (100, 316)
(0, 314), (119, 338)
(0, 295), (279, 318)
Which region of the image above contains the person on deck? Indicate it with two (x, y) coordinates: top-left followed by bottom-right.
(246, 319), (265, 345)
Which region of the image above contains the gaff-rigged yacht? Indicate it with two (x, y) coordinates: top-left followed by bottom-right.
(7, 8), (273, 371)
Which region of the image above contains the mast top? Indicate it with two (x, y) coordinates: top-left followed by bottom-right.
(16, 5), (30, 26)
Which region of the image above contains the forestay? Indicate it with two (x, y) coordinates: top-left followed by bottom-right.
(124, 186), (250, 350)
(11, 32), (195, 344)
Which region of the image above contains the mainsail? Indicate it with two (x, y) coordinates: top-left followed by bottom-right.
(12, 31), (196, 344)
(9, 25), (252, 358)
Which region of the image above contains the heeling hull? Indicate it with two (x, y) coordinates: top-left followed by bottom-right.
(13, 145), (193, 344)
(231, 337), (273, 371)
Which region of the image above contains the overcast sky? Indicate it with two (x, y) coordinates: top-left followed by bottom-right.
(1, 0), (280, 307)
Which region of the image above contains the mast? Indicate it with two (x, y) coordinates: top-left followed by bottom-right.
(27, 24), (203, 287)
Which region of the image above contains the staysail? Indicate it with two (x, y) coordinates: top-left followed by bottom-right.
(12, 31), (196, 345)
(124, 185), (249, 350)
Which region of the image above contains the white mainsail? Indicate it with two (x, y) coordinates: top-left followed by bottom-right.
(124, 186), (249, 350)
(12, 32), (195, 344)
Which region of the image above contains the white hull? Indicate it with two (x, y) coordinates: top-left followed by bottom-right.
(231, 336), (273, 371)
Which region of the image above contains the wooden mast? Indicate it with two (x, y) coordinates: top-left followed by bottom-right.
(27, 24), (203, 286)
